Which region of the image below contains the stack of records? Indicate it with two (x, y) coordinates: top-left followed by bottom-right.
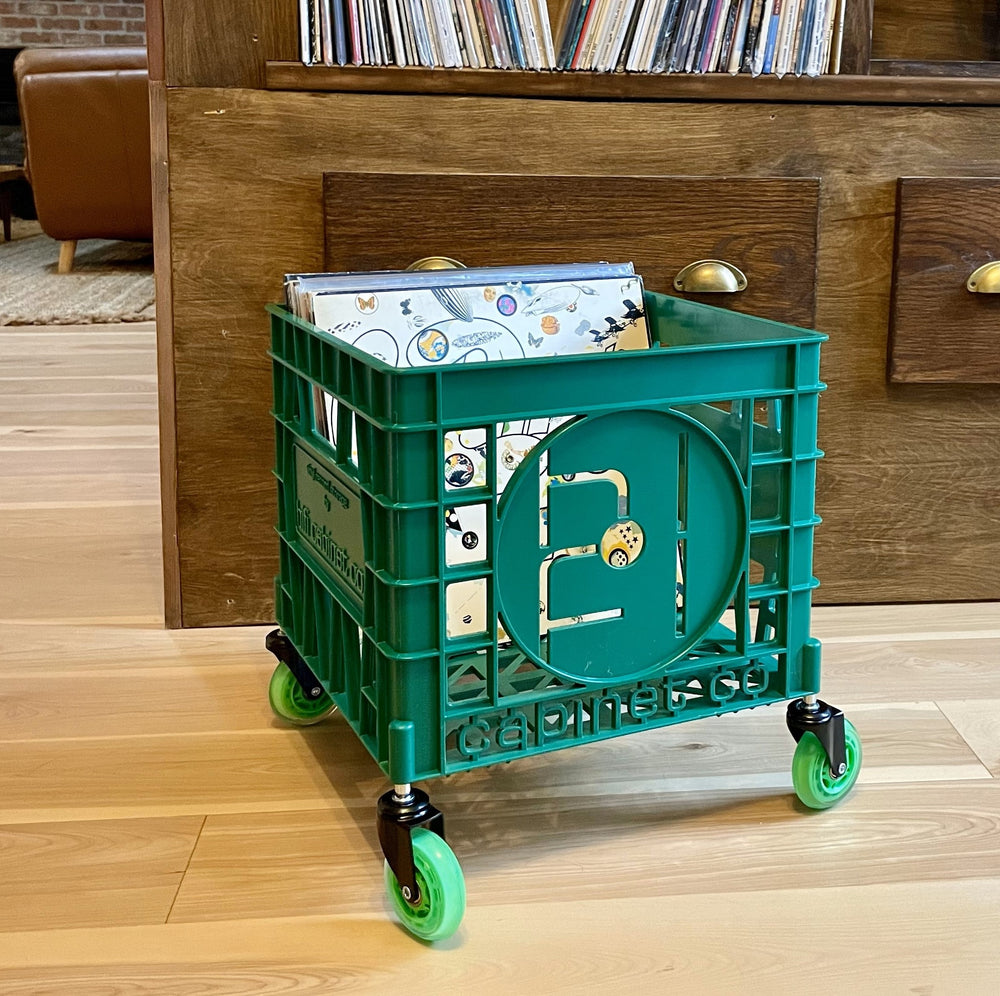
(299, 0), (850, 74)
(555, 0), (850, 74)
(298, 0), (558, 68)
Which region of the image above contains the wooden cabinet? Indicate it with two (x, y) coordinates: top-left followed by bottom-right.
(147, 1), (1000, 626)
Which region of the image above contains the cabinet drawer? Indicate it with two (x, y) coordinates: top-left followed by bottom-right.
(323, 172), (819, 328)
(890, 177), (1000, 384)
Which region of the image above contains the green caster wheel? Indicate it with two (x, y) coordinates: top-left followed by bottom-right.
(792, 718), (862, 809)
(267, 662), (337, 726)
(384, 828), (466, 941)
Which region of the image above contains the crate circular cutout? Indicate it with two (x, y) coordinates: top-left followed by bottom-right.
(496, 408), (747, 685)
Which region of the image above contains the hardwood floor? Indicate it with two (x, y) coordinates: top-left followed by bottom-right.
(1, 323), (999, 993)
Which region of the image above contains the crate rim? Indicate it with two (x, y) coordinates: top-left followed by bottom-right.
(267, 294), (828, 378)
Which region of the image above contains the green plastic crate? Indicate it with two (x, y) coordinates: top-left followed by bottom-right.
(268, 290), (827, 787)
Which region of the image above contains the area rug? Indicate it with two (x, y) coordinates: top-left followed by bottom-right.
(0, 227), (155, 325)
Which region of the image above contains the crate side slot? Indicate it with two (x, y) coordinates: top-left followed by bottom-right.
(362, 423), (438, 505)
(366, 502), (440, 580)
(372, 575), (440, 656)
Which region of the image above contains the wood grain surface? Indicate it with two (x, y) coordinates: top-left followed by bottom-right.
(1, 323), (999, 988)
(144, 0), (165, 82)
(323, 172), (819, 324)
(158, 88), (1000, 623)
(873, 0), (1000, 62)
(158, 0), (297, 88)
(264, 61), (1000, 103)
(889, 176), (1000, 383)
(871, 58), (1000, 77)
(2, 882), (999, 993)
(151, 79), (182, 626)
(840, 0), (875, 75)
(0, 817), (204, 931)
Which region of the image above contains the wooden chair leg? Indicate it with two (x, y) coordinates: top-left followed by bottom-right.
(58, 240), (77, 274)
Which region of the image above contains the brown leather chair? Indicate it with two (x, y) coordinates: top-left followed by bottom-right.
(14, 47), (153, 273)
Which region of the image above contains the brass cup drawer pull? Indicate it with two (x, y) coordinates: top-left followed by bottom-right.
(674, 259), (748, 294)
(966, 261), (1000, 293)
(407, 256), (466, 270)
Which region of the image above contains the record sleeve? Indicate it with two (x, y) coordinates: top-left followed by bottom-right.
(805, 0), (826, 76)
(761, 0), (782, 75)
(830, 0), (846, 73)
(683, 0), (711, 72)
(623, 0), (656, 71)
(716, 0), (739, 70)
(555, 0), (586, 66)
(741, 0), (764, 73)
(696, 0), (726, 73)
(308, 274), (649, 369)
(299, 0), (313, 62)
(536, 0), (557, 67)
(749, 0), (773, 75)
(724, 0), (749, 71)
(593, 0), (627, 70)
(617, 0), (650, 70)
(650, 0), (683, 72)
(793, 0), (814, 75)
(514, 0), (543, 67)
(666, 0), (697, 72)
(570, 0), (602, 67)
(637, 0), (670, 71)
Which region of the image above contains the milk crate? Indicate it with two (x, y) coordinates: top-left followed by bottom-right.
(264, 290), (861, 941)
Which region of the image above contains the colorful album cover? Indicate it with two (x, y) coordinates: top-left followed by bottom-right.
(309, 273), (648, 367)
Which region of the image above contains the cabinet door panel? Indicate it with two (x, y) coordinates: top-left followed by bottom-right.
(323, 172), (819, 328)
(890, 177), (1000, 384)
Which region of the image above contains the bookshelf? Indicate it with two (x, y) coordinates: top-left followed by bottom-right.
(266, 1), (1000, 98)
(147, 0), (1000, 627)
(148, 1), (1000, 90)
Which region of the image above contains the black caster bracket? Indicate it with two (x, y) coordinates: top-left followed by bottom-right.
(265, 629), (325, 700)
(787, 699), (848, 780)
(377, 787), (445, 907)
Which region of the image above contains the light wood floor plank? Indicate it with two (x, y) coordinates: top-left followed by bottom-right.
(1, 473), (161, 505)
(0, 321), (156, 339)
(0, 642), (979, 784)
(811, 601), (1000, 640)
(168, 809), (382, 921)
(1, 881), (998, 993)
(0, 445), (159, 479)
(0, 425), (159, 448)
(0, 505), (163, 621)
(417, 701), (989, 801)
(939, 700), (1000, 776)
(0, 347), (157, 380)
(0, 694), (980, 812)
(819, 636), (1000, 702)
(167, 779), (1000, 925)
(0, 329), (155, 355)
(0, 395), (158, 423)
(0, 622), (272, 672)
(0, 816), (203, 932)
(0, 375), (157, 397)
(0, 726), (374, 824)
(0, 666), (275, 739)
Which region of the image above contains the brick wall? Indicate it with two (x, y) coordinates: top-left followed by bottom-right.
(0, 2), (146, 48)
